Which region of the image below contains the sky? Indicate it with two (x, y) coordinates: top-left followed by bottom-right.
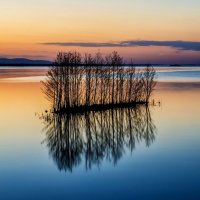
(0, 0), (200, 64)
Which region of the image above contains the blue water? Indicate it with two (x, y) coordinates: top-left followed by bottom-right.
(157, 69), (200, 82)
(0, 67), (200, 200)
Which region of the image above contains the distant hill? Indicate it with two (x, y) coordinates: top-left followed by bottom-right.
(0, 58), (52, 66)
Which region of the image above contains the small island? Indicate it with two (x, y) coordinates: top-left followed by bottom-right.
(42, 51), (156, 114)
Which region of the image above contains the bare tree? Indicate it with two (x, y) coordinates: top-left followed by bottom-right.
(142, 66), (157, 103)
(42, 51), (157, 113)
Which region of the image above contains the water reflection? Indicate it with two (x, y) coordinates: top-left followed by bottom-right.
(40, 106), (156, 172)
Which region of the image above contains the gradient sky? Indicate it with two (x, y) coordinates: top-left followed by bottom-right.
(0, 0), (200, 64)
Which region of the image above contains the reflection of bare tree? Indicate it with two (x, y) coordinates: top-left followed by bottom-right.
(41, 106), (156, 172)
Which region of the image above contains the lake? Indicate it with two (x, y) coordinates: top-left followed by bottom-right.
(0, 66), (200, 200)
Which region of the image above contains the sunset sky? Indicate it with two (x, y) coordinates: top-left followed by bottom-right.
(0, 0), (200, 64)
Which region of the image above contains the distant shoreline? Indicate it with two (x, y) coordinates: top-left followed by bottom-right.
(0, 64), (51, 67)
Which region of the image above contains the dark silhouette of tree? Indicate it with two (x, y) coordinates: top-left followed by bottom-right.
(42, 51), (157, 113)
(142, 66), (157, 103)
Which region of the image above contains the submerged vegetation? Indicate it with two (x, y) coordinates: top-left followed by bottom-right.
(42, 51), (156, 113)
(41, 106), (156, 172)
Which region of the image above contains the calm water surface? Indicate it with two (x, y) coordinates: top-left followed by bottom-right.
(0, 67), (200, 200)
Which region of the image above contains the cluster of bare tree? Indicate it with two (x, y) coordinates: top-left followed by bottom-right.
(42, 51), (156, 112)
(41, 106), (156, 172)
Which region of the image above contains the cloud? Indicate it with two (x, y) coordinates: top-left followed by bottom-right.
(42, 42), (120, 47)
(42, 40), (200, 51)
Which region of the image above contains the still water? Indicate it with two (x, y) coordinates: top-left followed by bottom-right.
(0, 67), (200, 200)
